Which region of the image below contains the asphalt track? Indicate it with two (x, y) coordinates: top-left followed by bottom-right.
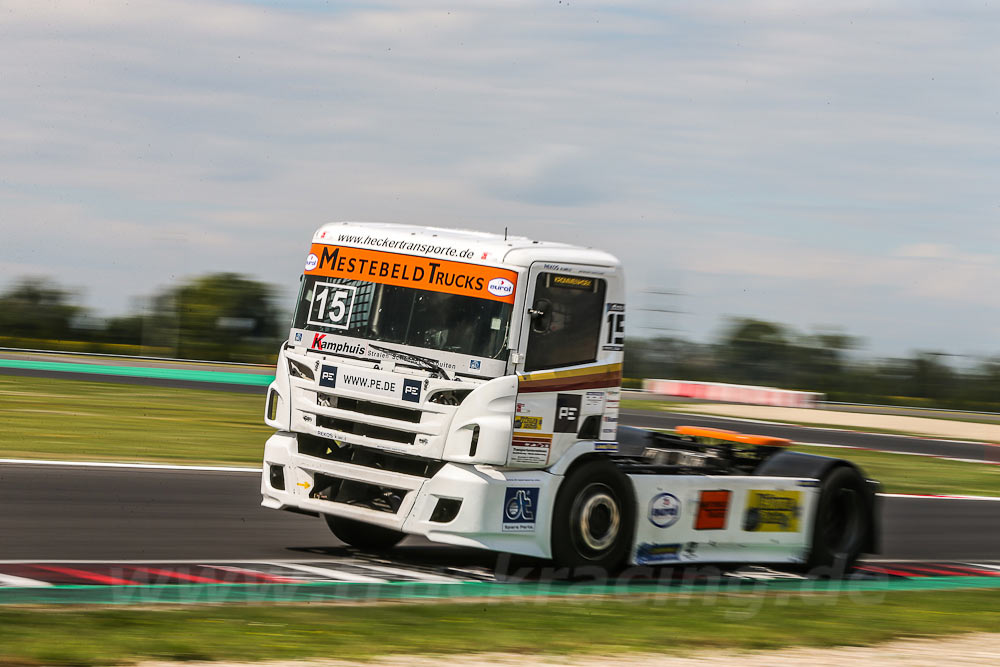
(622, 409), (1000, 463)
(2, 462), (999, 564)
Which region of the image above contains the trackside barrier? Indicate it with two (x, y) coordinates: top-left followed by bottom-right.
(644, 379), (823, 408)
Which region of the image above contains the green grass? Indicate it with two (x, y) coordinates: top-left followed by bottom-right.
(2, 590), (1000, 666)
(0, 375), (271, 466)
(791, 444), (1000, 496)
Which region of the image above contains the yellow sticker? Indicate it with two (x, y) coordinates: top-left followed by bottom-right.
(743, 490), (801, 532)
(514, 415), (543, 430)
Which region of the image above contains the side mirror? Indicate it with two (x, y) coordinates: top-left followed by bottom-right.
(528, 299), (552, 333)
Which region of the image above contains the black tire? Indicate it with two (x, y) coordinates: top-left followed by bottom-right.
(325, 515), (405, 551)
(805, 466), (871, 575)
(551, 460), (635, 573)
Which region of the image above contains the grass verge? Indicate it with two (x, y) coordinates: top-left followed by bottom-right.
(2, 590), (1000, 666)
(791, 443), (1000, 496)
(0, 375), (270, 467)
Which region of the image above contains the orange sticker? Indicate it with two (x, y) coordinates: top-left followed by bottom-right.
(695, 490), (731, 530)
(305, 244), (518, 304)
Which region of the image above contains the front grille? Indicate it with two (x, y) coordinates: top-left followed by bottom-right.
(298, 434), (444, 478)
(315, 415), (416, 445)
(320, 393), (422, 424)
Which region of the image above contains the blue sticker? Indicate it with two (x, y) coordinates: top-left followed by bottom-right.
(635, 542), (681, 565)
(294, 332), (303, 342)
(502, 487), (539, 532)
(594, 442), (618, 452)
(318, 365), (337, 388)
(470, 359), (481, 370)
(648, 492), (682, 528)
(402, 378), (422, 402)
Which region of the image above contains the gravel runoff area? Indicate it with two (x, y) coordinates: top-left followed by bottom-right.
(666, 403), (1000, 442)
(135, 632), (1000, 667)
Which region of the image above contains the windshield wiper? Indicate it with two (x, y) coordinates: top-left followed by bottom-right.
(369, 344), (455, 381)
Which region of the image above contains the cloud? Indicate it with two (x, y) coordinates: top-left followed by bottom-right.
(0, 1), (998, 355)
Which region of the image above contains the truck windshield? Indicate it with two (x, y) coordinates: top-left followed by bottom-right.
(292, 275), (512, 360)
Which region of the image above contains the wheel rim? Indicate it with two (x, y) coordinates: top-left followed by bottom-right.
(572, 483), (621, 554)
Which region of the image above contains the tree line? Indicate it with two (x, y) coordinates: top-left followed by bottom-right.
(0, 274), (284, 364)
(625, 318), (1000, 411)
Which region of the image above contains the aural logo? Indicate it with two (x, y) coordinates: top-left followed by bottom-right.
(648, 493), (682, 528)
(487, 277), (514, 297)
(304, 253), (319, 271)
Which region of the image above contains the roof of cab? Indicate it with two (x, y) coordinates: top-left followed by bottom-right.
(313, 221), (619, 270)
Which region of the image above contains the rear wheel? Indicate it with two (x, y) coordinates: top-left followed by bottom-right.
(551, 460), (635, 572)
(325, 515), (405, 551)
(806, 466), (870, 574)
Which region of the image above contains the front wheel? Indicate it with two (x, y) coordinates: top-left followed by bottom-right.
(805, 466), (871, 574)
(551, 460), (635, 572)
(325, 515), (405, 551)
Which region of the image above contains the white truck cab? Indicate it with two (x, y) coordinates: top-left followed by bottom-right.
(261, 222), (877, 573)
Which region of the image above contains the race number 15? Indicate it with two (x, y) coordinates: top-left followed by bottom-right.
(606, 303), (625, 348)
(308, 283), (357, 330)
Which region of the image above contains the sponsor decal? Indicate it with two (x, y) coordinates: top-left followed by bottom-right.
(743, 490), (802, 532)
(510, 440), (550, 465)
(304, 253), (319, 271)
(594, 442), (618, 452)
(551, 274), (595, 290)
(583, 390), (605, 409)
(334, 232), (475, 259)
(554, 393), (582, 433)
(318, 365), (338, 388)
(469, 359), (481, 370)
(487, 277), (514, 298)
(514, 415), (542, 430)
(648, 492), (682, 528)
(604, 303), (625, 351)
(695, 490), (731, 530)
(635, 542), (681, 565)
(516, 402), (528, 414)
(502, 487), (539, 532)
(294, 332), (303, 342)
(402, 378), (422, 403)
(305, 243), (518, 304)
(797, 479), (820, 488)
(310, 333), (368, 357)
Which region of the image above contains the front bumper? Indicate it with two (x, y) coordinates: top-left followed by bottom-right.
(261, 431), (563, 559)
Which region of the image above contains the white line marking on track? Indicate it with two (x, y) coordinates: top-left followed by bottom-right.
(0, 572), (53, 587)
(0, 458), (260, 473)
(880, 493), (1000, 502)
(264, 562), (386, 583)
(347, 561), (464, 583)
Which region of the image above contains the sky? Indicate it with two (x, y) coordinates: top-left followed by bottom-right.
(1, 0), (998, 358)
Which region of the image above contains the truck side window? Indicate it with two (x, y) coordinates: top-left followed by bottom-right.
(524, 273), (607, 371)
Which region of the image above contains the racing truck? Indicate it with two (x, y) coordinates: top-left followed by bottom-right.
(261, 222), (878, 572)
